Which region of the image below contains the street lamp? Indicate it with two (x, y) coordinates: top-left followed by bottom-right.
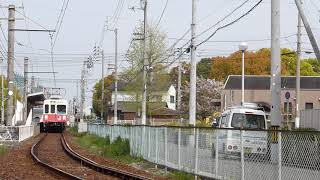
(239, 42), (248, 106)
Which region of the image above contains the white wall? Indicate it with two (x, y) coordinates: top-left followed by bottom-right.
(111, 92), (136, 104)
(162, 85), (176, 110)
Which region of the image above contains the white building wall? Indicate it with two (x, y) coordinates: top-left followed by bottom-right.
(111, 92), (136, 104)
(162, 85), (176, 110)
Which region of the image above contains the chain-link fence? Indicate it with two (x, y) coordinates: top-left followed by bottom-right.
(88, 124), (320, 180)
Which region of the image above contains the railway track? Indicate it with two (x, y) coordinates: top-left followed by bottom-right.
(31, 133), (151, 180)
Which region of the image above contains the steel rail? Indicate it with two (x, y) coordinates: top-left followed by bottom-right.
(61, 133), (152, 180)
(30, 134), (83, 180)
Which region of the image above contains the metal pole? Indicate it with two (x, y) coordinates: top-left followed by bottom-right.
(241, 50), (245, 106)
(141, 0), (148, 125)
(294, 0), (320, 61)
(271, 0), (282, 127)
(189, 0), (197, 126)
(101, 50), (104, 122)
(7, 5), (15, 126)
(114, 28), (118, 125)
(295, 4), (302, 129)
(23, 57), (28, 122)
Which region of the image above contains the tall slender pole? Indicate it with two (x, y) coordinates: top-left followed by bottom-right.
(189, 0), (197, 126)
(1, 62), (3, 125)
(241, 51), (245, 106)
(114, 28), (118, 125)
(294, 0), (320, 61)
(23, 57), (28, 122)
(141, 0), (148, 125)
(80, 61), (86, 122)
(101, 50), (104, 122)
(7, 5), (15, 126)
(271, 0), (282, 127)
(295, 3), (302, 128)
(177, 49), (182, 117)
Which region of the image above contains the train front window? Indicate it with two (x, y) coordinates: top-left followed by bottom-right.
(45, 105), (49, 113)
(57, 105), (66, 114)
(50, 105), (55, 113)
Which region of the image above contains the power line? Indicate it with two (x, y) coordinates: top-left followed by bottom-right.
(196, 0), (250, 38)
(197, 0), (263, 47)
(52, 0), (70, 48)
(155, 0), (169, 30)
(14, 9), (49, 30)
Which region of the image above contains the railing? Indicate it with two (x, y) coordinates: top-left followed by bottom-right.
(0, 125), (38, 142)
(88, 124), (320, 180)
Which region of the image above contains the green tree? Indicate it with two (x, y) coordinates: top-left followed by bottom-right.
(92, 75), (114, 119)
(197, 58), (212, 79)
(118, 23), (171, 117)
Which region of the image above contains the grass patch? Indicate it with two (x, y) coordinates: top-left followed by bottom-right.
(72, 132), (142, 164)
(0, 145), (8, 156)
(68, 126), (86, 137)
(168, 171), (194, 180)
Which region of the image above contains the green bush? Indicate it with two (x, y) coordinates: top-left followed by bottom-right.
(0, 145), (8, 156)
(169, 171), (194, 180)
(107, 137), (130, 157)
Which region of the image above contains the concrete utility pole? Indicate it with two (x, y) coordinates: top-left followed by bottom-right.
(141, 0), (148, 125)
(101, 50), (104, 121)
(177, 49), (182, 116)
(189, 0), (197, 126)
(294, 0), (320, 61)
(295, 6), (302, 129)
(7, 5), (15, 126)
(80, 61), (86, 122)
(1, 63), (4, 125)
(271, 0), (282, 127)
(114, 28), (118, 125)
(23, 57), (28, 122)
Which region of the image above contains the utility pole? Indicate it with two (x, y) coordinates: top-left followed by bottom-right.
(270, 0), (282, 127)
(294, 0), (320, 61)
(114, 28), (118, 125)
(295, 1), (302, 129)
(101, 50), (104, 122)
(23, 57), (28, 122)
(177, 49), (182, 118)
(80, 61), (86, 122)
(7, 5), (15, 126)
(189, 0), (197, 126)
(1, 64), (4, 125)
(141, 0), (148, 125)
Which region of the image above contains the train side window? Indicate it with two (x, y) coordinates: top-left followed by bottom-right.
(45, 105), (49, 113)
(50, 105), (55, 113)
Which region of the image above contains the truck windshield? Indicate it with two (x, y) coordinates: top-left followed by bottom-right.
(231, 113), (265, 129)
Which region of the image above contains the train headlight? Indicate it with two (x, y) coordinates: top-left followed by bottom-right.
(44, 115), (48, 120)
(63, 116), (66, 120)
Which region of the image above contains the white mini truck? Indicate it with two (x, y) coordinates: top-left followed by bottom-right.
(217, 104), (268, 155)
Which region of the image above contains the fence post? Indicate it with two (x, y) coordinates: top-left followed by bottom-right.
(155, 127), (159, 168)
(178, 128), (181, 170)
(165, 126), (168, 173)
(148, 126), (151, 160)
(240, 130), (245, 180)
(215, 130), (219, 178)
(130, 126), (133, 156)
(195, 128), (199, 177)
(278, 132), (282, 180)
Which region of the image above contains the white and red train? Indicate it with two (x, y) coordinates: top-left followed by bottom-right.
(40, 95), (68, 132)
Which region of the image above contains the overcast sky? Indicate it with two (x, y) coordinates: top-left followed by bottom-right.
(0, 0), (319, 108)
